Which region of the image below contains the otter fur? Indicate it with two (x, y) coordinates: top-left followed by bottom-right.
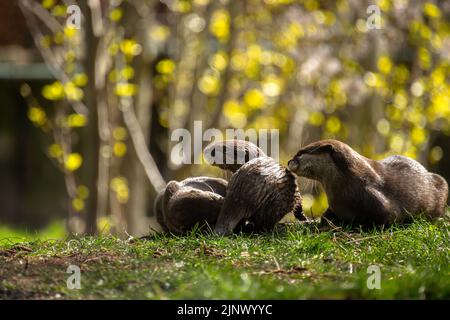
(288, 139), (449, 227)
(154, 177), (228, 234)
(203, 139), (266, 174)
(204, 140), (304, 235)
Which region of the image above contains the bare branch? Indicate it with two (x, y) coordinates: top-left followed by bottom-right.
(20, 0), (63, 34)
(120, 97), (167, 192)
(87, 0), (105, 37)
(18, 0), (89, 115)
(112, 28), (166, 192)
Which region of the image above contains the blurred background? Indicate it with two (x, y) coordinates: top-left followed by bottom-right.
(0, 0), (449, 239)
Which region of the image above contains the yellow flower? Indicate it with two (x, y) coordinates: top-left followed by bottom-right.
(113, 142), (127, 157)
(72, 198), (84, 212)
(198, 71), (220, 96)
(121, 66), (135, 80)
(377, 55), (392, 74)
(110, 177), (129, 204)
(304, 0), (319, 11)
(65, 153), (83, 171)
(309, 112), (324, 126)
(28, 107), (47, 126)
(150, 25), (170, 42)
(42, 81), (65, 100)
(51, 5), (66, 17)
(411, 127), (427, 145)
(42, 0), (55, 9)
(244, 89), (265, 109)
(223, 100), (247, 128)
(172, 0), (191, 13)
(64, 26), (77, 39)
(209, 9), (230, 41)
(209, 51), (228, 71)
(423, 3), (441, 18)
(120, 39), (142, 56)
(115, 83), (138, 96)
(67, 114), (87, 127)
(73, 73), (88, 87)
(109, 8), (123, 22)
(289, 22), (304, 38)
(64, 82), (84, 101)
(378, 0), (392, 11)
(326, 116), (341, 133)
(97, 216), (113, 233)
(48, 144), (63, 159)
(156, 59), (176, 74)
(113, 127), (128, 141)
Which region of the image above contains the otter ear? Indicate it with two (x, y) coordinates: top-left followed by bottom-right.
(328, 146), (350, 170)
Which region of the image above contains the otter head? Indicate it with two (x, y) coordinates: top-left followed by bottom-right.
(215, 207), (252, 236)
(203, 139), (266, 173)
(287, 139), (352, 183)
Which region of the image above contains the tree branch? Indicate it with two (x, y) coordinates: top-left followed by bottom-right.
(120, 97), (167, 192)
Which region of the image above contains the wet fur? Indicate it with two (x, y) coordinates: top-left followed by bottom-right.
(288, 139), (449, 227)
(204, 140), (304, 235)
(215, 157), (302, 234)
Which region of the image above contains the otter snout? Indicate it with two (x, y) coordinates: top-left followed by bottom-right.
(288, 155), (312, 178)
(214, 226), (230, 236)
(215, 214), (243, 236)
(288, 158), (300, 172)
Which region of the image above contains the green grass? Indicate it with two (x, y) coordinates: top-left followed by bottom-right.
(0, 221), (66, 242)
(0, 217), (449, 299)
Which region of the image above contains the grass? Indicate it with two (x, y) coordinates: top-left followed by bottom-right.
(0, 221), (66, 242)
(0, 217), (449, 300)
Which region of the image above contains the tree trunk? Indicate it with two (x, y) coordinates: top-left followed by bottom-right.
(81, 2), (100, 235)
(126, 56), (153, 236)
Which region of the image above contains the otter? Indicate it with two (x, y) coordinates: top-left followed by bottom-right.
(204, 140), (304, 235)
(288, 139), (449, 228)
(154, 177), (228, 234)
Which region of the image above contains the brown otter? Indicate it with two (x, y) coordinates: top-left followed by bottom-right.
(204, 140), (304, 235)
(154, 177), (228, 234)
(204, 139), (267, 173)
(288, 139), (449, 227)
